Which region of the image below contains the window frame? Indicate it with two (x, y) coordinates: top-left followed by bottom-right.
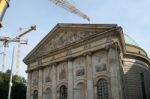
(97, 78), (109, 99)
(59, 85), (67, 99)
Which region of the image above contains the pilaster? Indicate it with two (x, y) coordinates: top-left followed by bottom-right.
(26, 73), (31, 99)
(52, 63), (57, 99)
(38, 69), (43, 99)
(85, 52), (94, 99)
(108, 43), (123, 99)
(68, 58), (74, 99)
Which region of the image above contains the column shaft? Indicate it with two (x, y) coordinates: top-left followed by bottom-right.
(26, 73), (31, 99)
(86, 53), (94, 99)
(108, 46), (123, 99)
(52, 64), (57, 99)
(38, 69), (43, 99)
(68, 59), (74, 99)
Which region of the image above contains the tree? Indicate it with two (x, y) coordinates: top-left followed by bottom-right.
(0, 70), (26, 99)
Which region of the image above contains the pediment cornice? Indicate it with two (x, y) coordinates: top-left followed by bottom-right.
(23, 23), (118, 64)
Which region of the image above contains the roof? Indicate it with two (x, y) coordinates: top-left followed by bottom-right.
(124, 34), (139, 46)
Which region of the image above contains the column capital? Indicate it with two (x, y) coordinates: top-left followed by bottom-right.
(83, 51), (92, 57)
(26, 69), (31, 73)
(67, 56), (74, 61)
(38, 66), (44, 70)
(51, 62), (57, 66)
(105, 42), (120, 52)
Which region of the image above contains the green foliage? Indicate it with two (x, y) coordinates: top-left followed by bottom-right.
(0, 70), (26, 99)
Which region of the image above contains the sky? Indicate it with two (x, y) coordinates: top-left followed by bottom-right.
(0, 0), (150, 78)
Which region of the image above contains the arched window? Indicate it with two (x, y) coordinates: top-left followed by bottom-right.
(33, 90), (38, 99)
(60, 85), (67, 99)
(97, 79), (108, 99)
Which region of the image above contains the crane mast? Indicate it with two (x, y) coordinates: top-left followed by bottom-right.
(0, 25), (36, 73)
(15, 25), (36, 75)
(49, 0), (90, 21)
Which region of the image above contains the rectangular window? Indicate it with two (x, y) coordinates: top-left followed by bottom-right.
(140, 73), (146, 99)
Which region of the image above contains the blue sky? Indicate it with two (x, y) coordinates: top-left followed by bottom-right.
(0, 0), (150, 78)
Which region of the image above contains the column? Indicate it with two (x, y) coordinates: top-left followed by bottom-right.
(38, 69), (43, 99)
(52, 63), (57, 99)
(26, 72), (31, 99)
(108, 44), (123, 99)
(68, 58), (74, 99)
(86, 52), (94, 99)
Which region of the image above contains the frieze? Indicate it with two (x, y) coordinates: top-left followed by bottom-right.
(84, 44), (91, 50)
(66, 50), (72, 56)
(38, 59), (42, 66)
(51, 56), (55, 60)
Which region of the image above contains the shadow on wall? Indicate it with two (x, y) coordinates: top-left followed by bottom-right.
(123, 60), (150, 99)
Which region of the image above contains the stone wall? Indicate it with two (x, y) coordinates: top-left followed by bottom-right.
(123, 59), (150, 99)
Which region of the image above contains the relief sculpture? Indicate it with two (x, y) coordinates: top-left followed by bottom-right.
(32, 71), (38, 85)
(59, 68), (66, 80)
(96, 63), (106, 72)
(74, 57), (85, 77)
(59, 62), (67, 80)
(94, 53), (107, 72)
(76, 68), (85, 76)
(40, 30), (96, 54)
(45, 67), (52, 83)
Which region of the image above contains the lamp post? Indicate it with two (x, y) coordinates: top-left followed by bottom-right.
(8, 47), (15, 99)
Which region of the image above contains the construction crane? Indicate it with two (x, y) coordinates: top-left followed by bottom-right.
(0, 25), (36, 73)
(15, 25), (36, 75)
(0, 0), (89, 73)
(49, 0), (90, 21)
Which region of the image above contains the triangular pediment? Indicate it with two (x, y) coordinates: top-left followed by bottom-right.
(24, 23), (117, 64)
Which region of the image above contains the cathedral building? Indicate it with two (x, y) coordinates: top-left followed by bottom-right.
(23, 23), (150, 99)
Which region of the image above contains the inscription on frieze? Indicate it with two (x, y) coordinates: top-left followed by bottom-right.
(66, 50), (72, 56)
(38, 59), (42, 66)
(84, 44), (91, 50)
(51, 56), (55, 60)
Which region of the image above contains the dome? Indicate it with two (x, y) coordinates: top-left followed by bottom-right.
(124, 34), (147, 57)
(124, 34), (139, 46)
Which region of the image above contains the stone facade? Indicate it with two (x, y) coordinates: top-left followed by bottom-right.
(24, 23), (150, 99)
